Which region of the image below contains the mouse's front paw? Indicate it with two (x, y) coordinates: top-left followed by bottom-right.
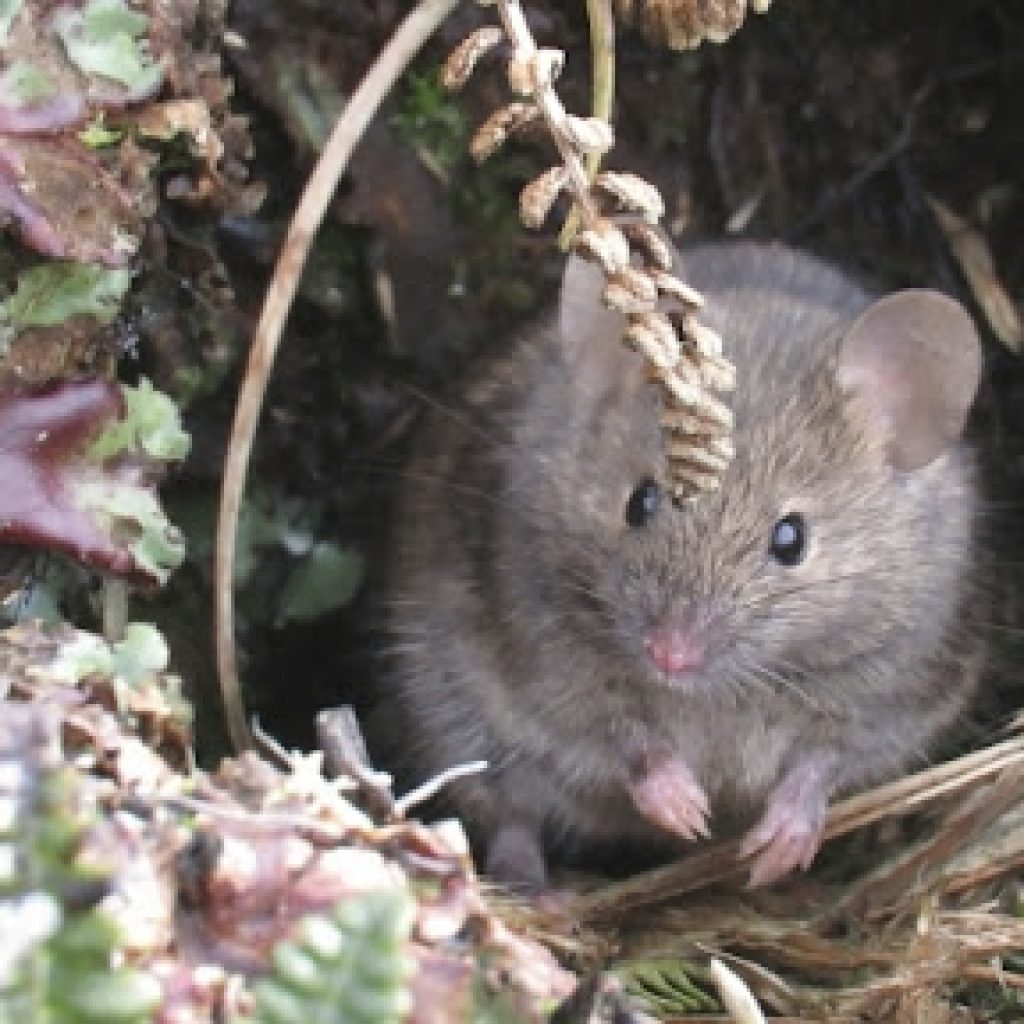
(739, 764), (830, 887)
(628, 754), (710, 842)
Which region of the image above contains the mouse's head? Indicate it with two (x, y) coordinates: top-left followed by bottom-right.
(509, 252), (982, 710)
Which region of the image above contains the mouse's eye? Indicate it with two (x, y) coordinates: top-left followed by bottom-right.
(770, 513), (807, 566)
(626, 478), (661, 528)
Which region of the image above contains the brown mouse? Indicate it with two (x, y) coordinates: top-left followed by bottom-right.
(382, 241), (986, 889)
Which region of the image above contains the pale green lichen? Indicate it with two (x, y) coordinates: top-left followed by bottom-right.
(276, 542), (363, 625)
(0, 60), (56, 105)
(76, 478), (186, 586)
(0, 762), (160, 1022)
(0, 0), (23, 46)
(251, 887), (415, 1024)
(80, 379), (190, 586)
(49, 622), (168, 690)
(89, 378), (191, 464)
(0, 263), (132, 352)
(53, 0), (163, 94)
(79, 115), (124, 148)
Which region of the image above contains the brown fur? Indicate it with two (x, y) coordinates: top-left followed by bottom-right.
(383, 242), (985, 879)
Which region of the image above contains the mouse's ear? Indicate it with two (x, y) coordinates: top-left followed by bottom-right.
(837, 290), (981, 471)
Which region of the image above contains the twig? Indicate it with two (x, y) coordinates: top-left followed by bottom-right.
(101, 578), (127, 644)
(446, 0), (736, 499)
(213, 0), (461, 752)
(395, 759), (489, 815)
(558, 0), (616, 249)
(573, 731), (1024, 922)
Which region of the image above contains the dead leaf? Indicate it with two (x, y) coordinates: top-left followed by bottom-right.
(928, 195), (1022, 352)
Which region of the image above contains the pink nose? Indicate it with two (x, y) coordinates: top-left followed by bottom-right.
(645, 621), (705, 674)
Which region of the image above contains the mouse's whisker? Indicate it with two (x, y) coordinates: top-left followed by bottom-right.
(400, 383), (518, 455)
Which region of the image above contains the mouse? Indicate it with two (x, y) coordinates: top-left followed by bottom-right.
(381, 240), (986, 889)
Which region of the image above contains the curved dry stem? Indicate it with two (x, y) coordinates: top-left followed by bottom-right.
(559, 0), (616, 249)
(213, 0), (461, 753)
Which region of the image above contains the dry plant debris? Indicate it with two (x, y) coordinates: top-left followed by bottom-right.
(0, 619), (580, 1022)
(0, 378), (189, 587)
(565, 723), (1024, 1021)
(10, 615), (1024, 1021)
(928, 195), (1023, 353)
(0, 0), (258, 268)
(613, 0), (775, 50)
(442, 0), (736, 500)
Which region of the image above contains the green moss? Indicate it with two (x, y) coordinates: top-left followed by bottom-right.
(391, 69), (468, 176)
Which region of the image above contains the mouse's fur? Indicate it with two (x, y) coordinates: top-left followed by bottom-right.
(382, 242), (986, 882)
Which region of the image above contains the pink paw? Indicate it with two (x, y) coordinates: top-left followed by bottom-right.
(739, 765), (830, 887)
(628, 754), (710, 842)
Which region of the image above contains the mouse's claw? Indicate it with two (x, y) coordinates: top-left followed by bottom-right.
(739, 761), (830, 887)
(628, 754), (710, 842)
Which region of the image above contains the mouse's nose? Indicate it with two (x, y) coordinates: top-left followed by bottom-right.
(645, 618), (705, 674)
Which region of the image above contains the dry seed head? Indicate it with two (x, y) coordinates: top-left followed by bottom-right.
(621, 221), (674, 270)
(670, 463), (723, 496)
(561, 115), (614, 155)
(595, 171), (665, 223)
(441, 26), (504, 91)
(671, 348), (706, 388)
(699, 351), (737, 391)
(627, 310), (681, 365)
(506, 57), (534, 96)
(709, 433), (735, 461)
(603, 267), (659, 315)
(626, 319), (675, 370)
(680, 313), (724, 358)
(519, 167), (568, 229)
(666, 430), (734, 463)
(615, 0), (748, 50)
(652, 269), (704, 308)
(573, 221), (631, 276)
(507, 48), (565, 95)
(660, 373), (733, 430)
(668, 438), (731, 472)
(656, 366), (705, 408)
(445, 0), (737, 501)
(661, 405), (721, 434)
(470, 102), (539, 162)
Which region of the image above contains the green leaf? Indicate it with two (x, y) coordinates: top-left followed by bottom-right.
(79, 116), (124, 148)
(49, 967), (161, 1021)
(89, 379), (191, 463)
(0, 61), (55, 105)
(49, 631), (115, 684)
(0, 264), (132, 350)
(254, 888), (415, 1024)
(47, 623), (168, 688)
(615, 958), (720, 1017)
(110, 622), (168, 687)
(276, 542), (363, 625)
(53, 0), (162, 93)
(75, 477), (186, 586)
(0, 0), (23, 46)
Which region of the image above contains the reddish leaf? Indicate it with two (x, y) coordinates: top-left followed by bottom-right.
(0, 136), (139, 265)
(0, 378), (162, 583)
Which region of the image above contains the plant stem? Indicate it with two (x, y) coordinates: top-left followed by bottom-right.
(559, 0), (615, 248)
(213, 0), (462, 752)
